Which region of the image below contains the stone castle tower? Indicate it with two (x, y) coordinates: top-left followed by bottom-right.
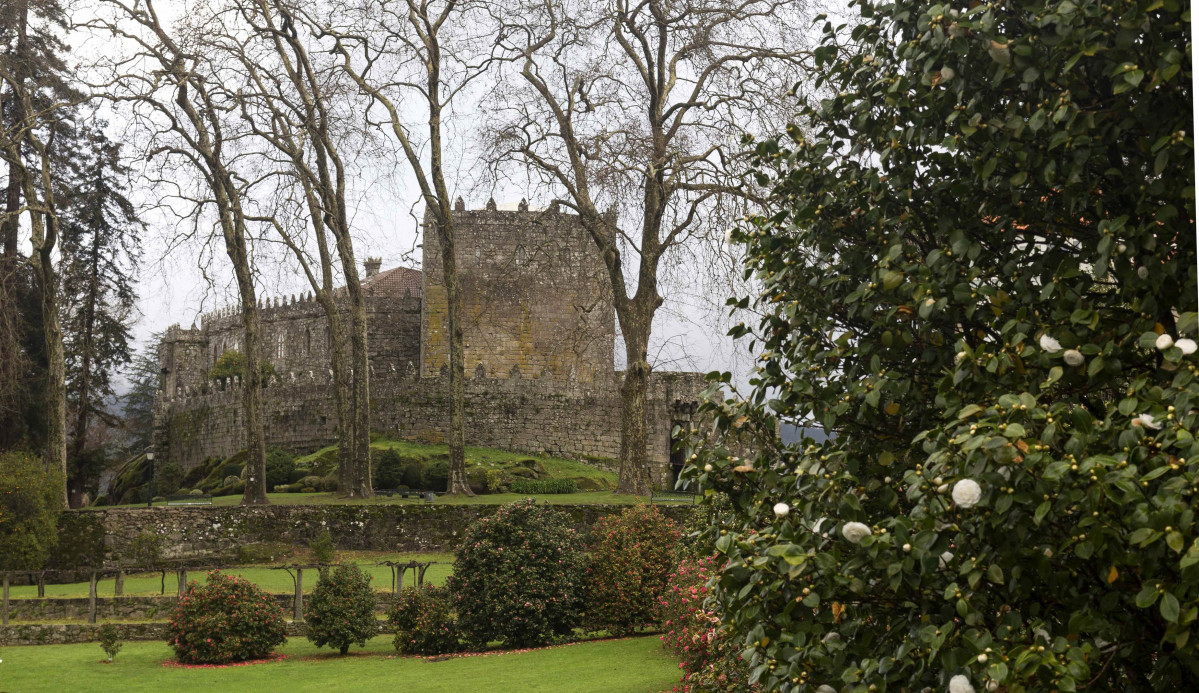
(153, 201), (705, 486)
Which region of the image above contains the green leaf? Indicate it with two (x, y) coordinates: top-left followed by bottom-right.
(987, 564), (1004, 584)
(1010, 171), (1028, 186)
(1166, 531), (1185, 554)
(1135, 583), (1159, 608)
(1161, 592), (1181, 622)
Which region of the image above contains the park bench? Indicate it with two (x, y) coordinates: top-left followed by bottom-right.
(376, 488), (436, 502)
(650, 489), (699, 504)
(166, 494), (213, 506)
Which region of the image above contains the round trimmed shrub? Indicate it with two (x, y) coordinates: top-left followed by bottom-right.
(373, 448), (404, 490)
(305, 563), (378, 655)
(585, 504), (680, 635)
(421, 459), (449, 492)
(448, 499), (585, 648)
(388, 585), (462, 655)
(401, 462), (423, 489)
(166, 571), (287, 664)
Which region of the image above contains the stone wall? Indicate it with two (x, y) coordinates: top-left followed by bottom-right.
(54, 503), (694, 568)
(422, 204), (615, 384)
(2, 593), (405, 623)
(0, 620), (316, 646)
(156, 367), (708, 483)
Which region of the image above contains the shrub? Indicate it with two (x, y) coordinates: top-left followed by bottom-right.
(373, 448), (404, 490)
(91, 495), (109, 507)
(509, 478), (577, 494)
(484, 468), (507, 494)
(0, 451), (63, 570)
(309, 529), (336, 563)
(155, 461), (185, 496)
(166, 571), (287, 664)
(585, 505), (680, 635)
(448, 499), (585, 648)
(317, 475), (339, 492)
(694, 0), (1197, 689)
(264, 449), (295, 489)
(305, 563), (379, 655)
(300, 486), (317, 493)
(421, 459), (449, 492)
(97, 623), (122, 662)
(400, 462), (423, 489)
(388, 585), (462, 655)
(658, 555), (744, 691)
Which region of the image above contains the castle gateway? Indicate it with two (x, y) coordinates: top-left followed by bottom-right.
(153, 202), (706, 486)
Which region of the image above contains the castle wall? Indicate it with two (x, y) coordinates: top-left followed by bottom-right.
(421, 206), (615, 384)
(154, 370), (707, 487)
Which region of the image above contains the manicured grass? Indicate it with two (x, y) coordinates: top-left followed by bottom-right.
(6, 555), (453, 600)
(103, 490), (648, 509)
(0, 634), (680, 693)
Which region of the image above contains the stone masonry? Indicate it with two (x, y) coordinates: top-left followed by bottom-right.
(154, 202), (707, 485)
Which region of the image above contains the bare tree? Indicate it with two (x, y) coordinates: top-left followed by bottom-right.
(0, 60), (71, 498)
(89, 0), (273, 504)
(182, 0), (377, 497)
(309, 0), (508, 495)
(490, 0), (810, 493)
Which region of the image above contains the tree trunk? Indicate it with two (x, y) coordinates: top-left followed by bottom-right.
(615, 315), (653, 495)
(440, 217), (472, 496)
(32, 241), (67, 502)
(334, 239), (372, 498)
(238, 296), (269, 505)
(313, 292), (353, 495)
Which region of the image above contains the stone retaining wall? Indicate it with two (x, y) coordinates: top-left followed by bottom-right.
(0, 620), (319, 646)
(52, 503), (692, 569)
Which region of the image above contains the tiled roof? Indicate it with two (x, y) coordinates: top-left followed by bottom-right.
(362, 266), (423, 297)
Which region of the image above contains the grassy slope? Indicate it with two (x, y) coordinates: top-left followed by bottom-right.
(6, 555), (454, 601)
(0, 635), (679, 693)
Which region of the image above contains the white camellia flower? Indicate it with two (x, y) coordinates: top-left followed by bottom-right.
(724, 227), (735, 245)
(952, 479), (982, 508)
(1039, 334), (1063, 353)
(842, 521), (871, 544)
(939, 551), (955, 568)
(948, 674), (976, 693)
(1063, 349), (1084, 367)
(774, 502), (790, 517)
(1156, 333), (1175, 350)
(1137, 266), (1149, 279)
(986, 681), (1000, 692)
(1138, 413), (1163, 431)
(816, 686), (838, 693)
(940, 66), (956, 82)
(703, 463), (713, 472)
(1177, 338), (1197, 355)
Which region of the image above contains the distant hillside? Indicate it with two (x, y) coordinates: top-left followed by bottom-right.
(780, 423), (833, 444)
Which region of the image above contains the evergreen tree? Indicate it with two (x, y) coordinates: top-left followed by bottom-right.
(692, 0), (1195, 690)
(121, 333), (161, 456)
(58, 125), (142, 506)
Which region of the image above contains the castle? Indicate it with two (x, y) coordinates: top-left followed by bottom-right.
(153, 200), (706, 486)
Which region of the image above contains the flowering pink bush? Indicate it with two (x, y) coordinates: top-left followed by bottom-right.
(166, 571), (287, 664)
(658, 555), (747, 692)
(388, 585), (462, 655)
(585, 504), (680, 635)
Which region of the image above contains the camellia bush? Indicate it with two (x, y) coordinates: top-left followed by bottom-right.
(305, 563), (379, 655)
(388, 585), (462, 655)
(658, 555), (746, 691)
(689, 0), (1196, 690)
(448, 499), (586, 648)
(166, 571), (287, 664)
(586, 504), (681, 635)
(0, 451), (63, 571)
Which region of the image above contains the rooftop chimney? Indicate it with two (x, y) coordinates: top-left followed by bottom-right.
(364, 257), (382, 277)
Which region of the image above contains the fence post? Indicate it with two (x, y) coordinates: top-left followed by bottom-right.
(36, 572), (45, 598)
(88, 572), (98, 624)
(397, 564), (405, 593)
(177, 569), (187, 596)
(114, 571), (124, 596)
(2, 573), (9, 626)
(417, 563), (429, 587)
(294, 568), (304, 621)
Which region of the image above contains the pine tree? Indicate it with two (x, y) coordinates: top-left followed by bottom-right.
(58, 125), (142, 506)
(121, 334), (161, 456)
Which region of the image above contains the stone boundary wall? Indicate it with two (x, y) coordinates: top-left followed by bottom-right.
(0, 620), (318, 646)
(53, 504), (693, 568)
(155, 369), (708, 479)
(3, 593), (406, 623)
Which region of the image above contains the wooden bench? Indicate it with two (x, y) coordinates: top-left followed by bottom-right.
(166, 494), (213, 506)
(650, 490), (699, 504)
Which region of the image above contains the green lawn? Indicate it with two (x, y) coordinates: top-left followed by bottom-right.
(102, 490), (649, 509)
(0, 635), (680, 693)
(5, 556), (453, 600)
